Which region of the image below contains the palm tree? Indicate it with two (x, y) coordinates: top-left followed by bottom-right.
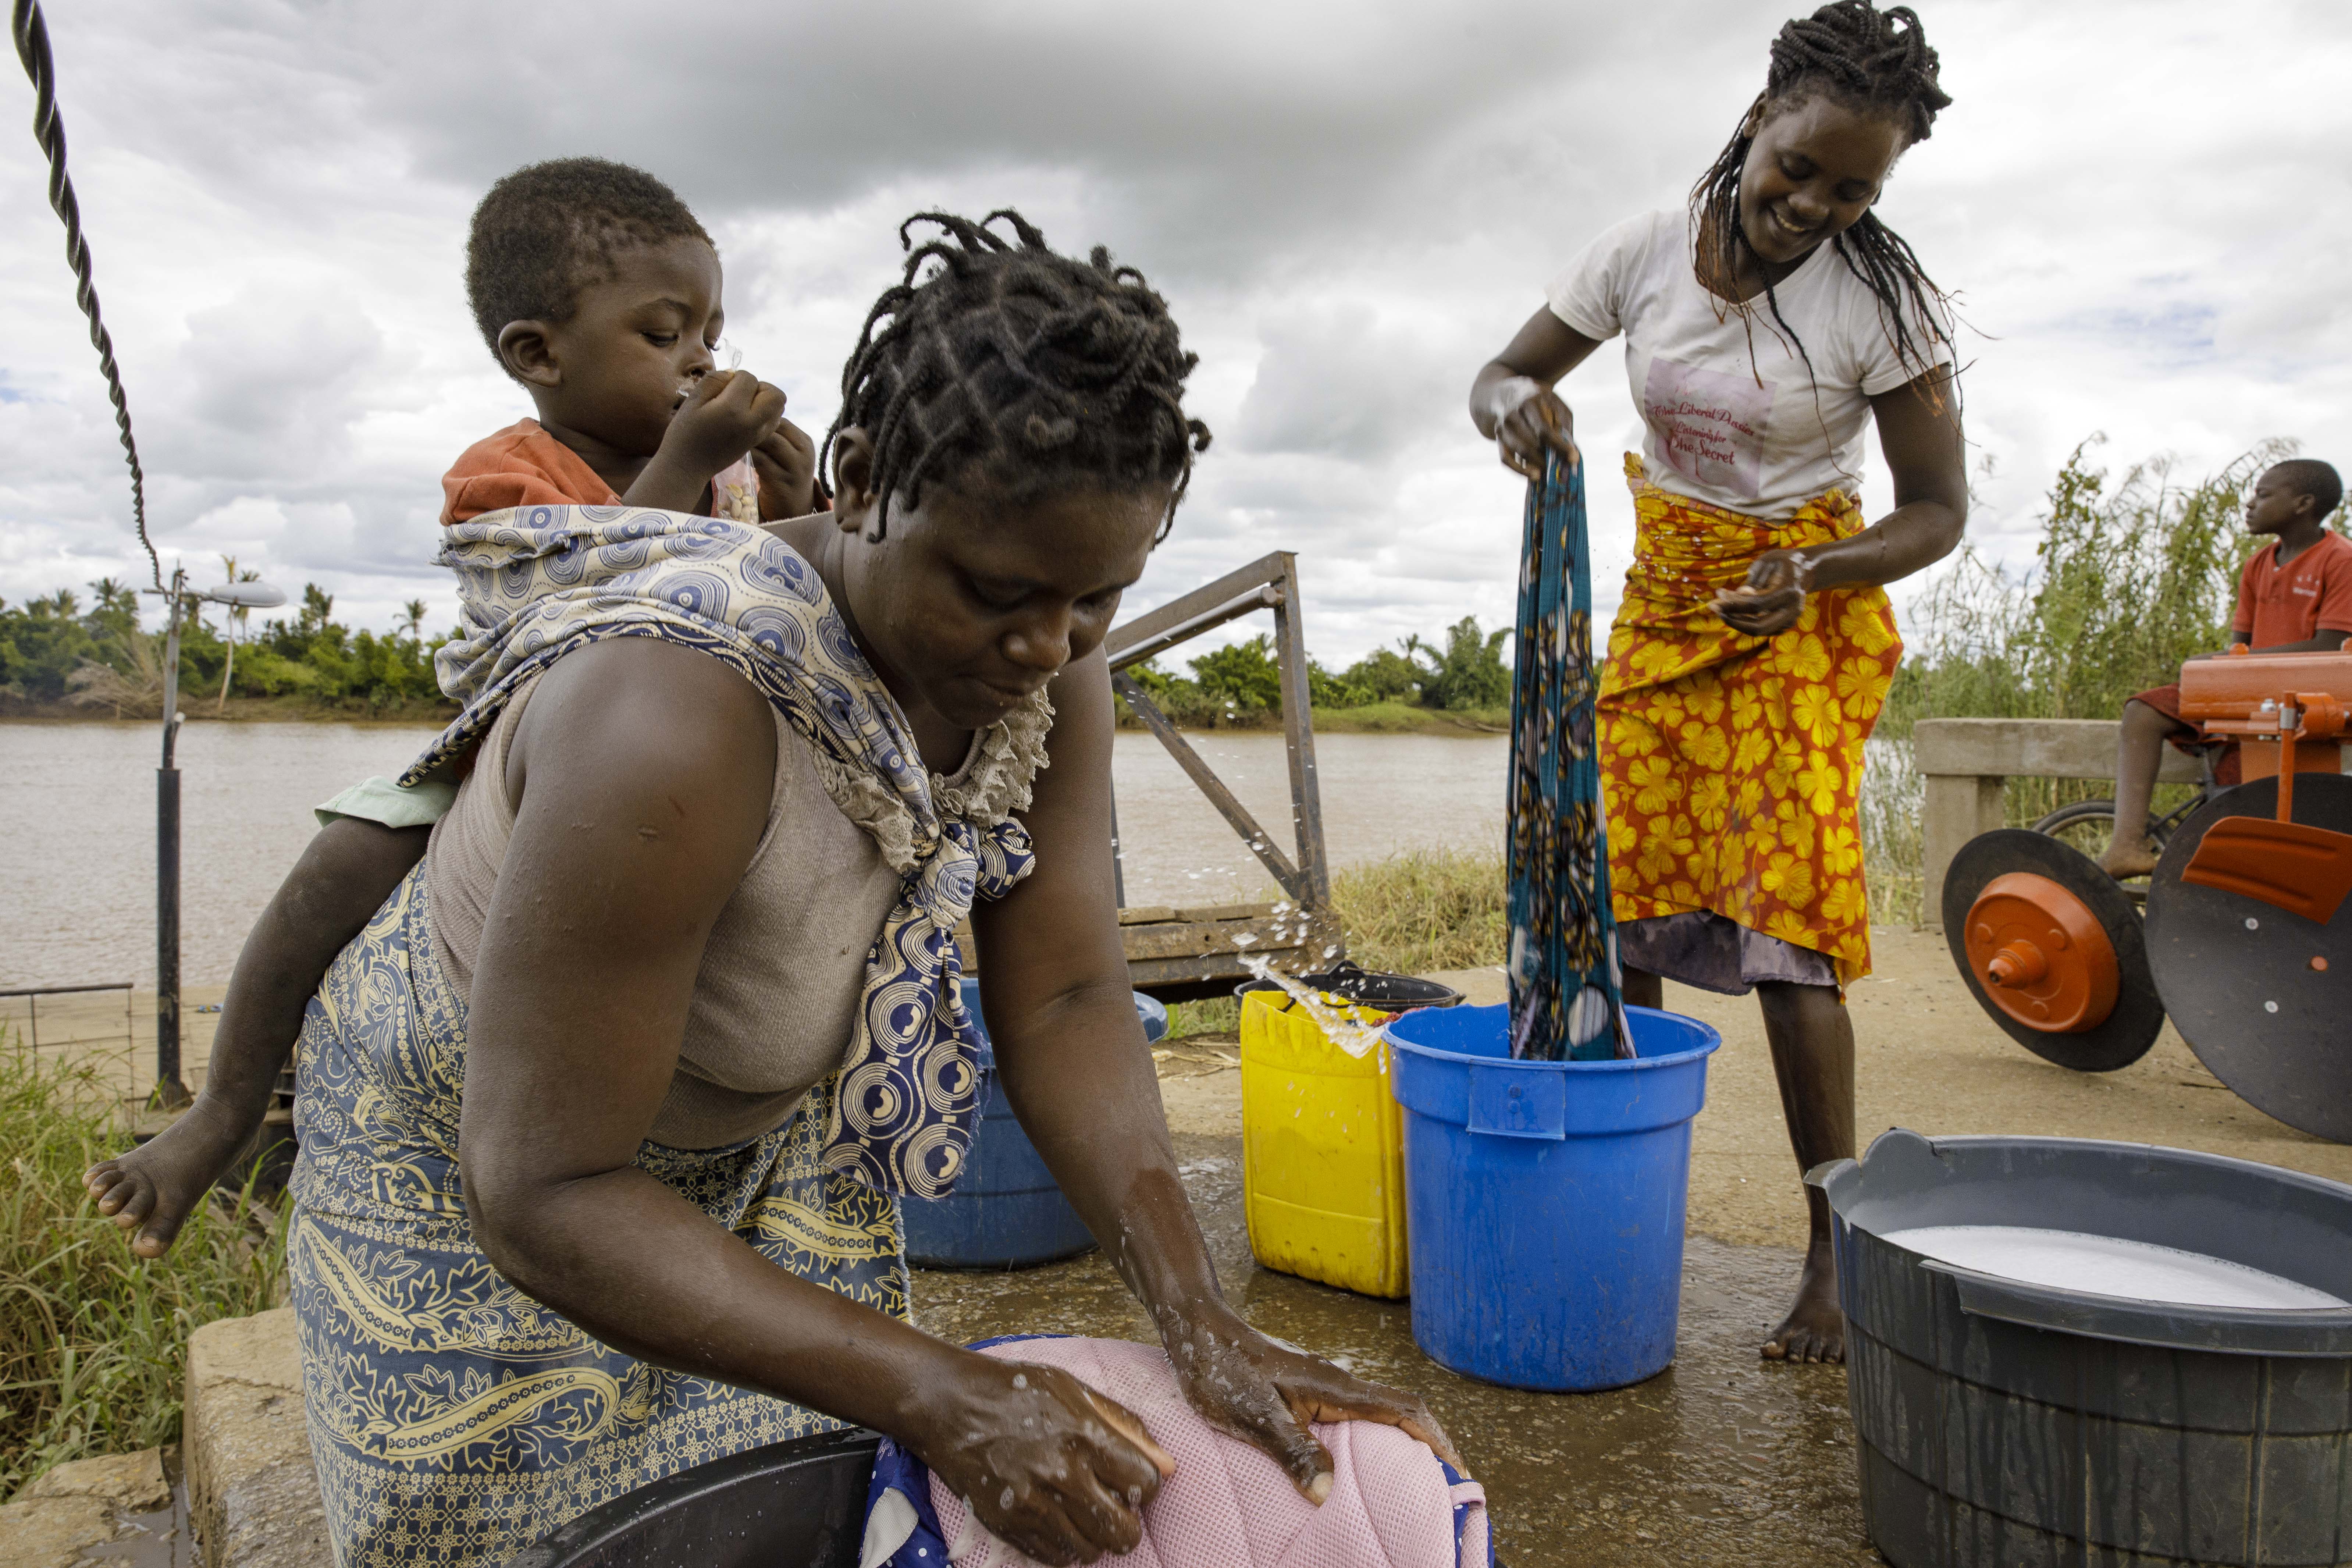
(215, 555), (261, 715)
(400, 599), (427, 643)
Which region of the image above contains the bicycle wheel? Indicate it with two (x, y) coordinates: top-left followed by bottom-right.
(2029, 798), (2169, 867)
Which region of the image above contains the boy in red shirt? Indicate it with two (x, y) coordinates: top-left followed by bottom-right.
(2100, 458), (2352, 878)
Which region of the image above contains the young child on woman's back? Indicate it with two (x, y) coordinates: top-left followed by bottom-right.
(2100, 457), (2352, 879)
(86, 158), (827, 1252)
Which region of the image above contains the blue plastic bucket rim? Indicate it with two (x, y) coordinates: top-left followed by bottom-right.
(1388, 1002), (1722, 1073)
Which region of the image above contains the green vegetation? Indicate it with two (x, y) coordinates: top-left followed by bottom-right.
(1122, 616), (1514, 731)
(0, 1039), (288, 1497)
(1858, 438), (2348, 923)
(0, 568), (453, 719)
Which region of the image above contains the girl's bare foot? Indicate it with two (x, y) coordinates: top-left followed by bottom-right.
(2097, 838), (2161, 880)
(82, 1098), (261, 1259)
(1761, 1240), (1845, 1363)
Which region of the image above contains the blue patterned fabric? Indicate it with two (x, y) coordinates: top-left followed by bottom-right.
(400, 505), (1043, 1198)
(288, 865), (905, 1566)
(1507, 447), (1632, 1061)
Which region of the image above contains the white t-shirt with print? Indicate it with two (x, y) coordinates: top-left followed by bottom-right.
(1546, 209), (1952, 519)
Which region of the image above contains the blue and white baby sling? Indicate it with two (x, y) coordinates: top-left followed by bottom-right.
(1506, 447), (1632, 1061)
(404, 505), (1045, 1196)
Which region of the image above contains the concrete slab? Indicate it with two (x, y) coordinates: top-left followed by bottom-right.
(1, 1448), (177, 1568)
(183, 1308), (327, 1568)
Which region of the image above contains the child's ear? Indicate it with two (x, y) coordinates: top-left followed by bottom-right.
(830, 427), (880, 541)
(496, 321), (562, 388)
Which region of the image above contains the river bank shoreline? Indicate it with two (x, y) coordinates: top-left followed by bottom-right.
(1, 697), (1511, 735)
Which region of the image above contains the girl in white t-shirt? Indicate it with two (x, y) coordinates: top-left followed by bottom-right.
(1468, 0), (1968, 1366)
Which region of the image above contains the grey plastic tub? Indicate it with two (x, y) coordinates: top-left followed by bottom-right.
(1811, 1129), (2352, 1567)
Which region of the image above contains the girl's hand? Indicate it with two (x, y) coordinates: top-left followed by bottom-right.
(751, 418), (822, 518)
(1712, 548), (1812, 636)
(1481, 374), (1577, 480)
(660, 369), (789, 482)
(908, 1351), (1173, 1566)
(1163, 1306), (1459, 1503)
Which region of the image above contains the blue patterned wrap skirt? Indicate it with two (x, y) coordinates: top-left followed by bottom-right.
(286, 867), (908, 1566)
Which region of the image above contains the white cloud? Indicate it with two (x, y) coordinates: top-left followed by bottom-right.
(4, 0), (2349, 662)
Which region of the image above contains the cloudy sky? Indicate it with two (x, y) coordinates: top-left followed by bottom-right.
(4, 0), (2349, 668)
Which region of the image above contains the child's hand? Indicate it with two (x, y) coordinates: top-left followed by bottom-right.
(751, 418), (823, 518)
(659, 369), (788, 483)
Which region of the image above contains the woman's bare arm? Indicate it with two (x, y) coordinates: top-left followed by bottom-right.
(1468, 305), (1606, 477)
(1716, 365), (1968, 636)
(974, 648), (1455, 1502)
(458, 637), (1161, 1565)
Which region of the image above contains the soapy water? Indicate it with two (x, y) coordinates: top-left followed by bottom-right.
(1882, 1225), (2349, 1311)
(1238, 949), (1391, 1061)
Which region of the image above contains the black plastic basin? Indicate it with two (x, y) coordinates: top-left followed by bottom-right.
(1233, 960), (1464, 1013)
(506, 1429), (880, 1568)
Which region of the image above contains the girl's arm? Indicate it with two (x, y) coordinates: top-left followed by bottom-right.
(1716, 365), (1969, 637)
(1468, 305), (1607, 477)
(85, 818), (428, 1255)
(972, 647), (1457, 1503)
(456, 636), (1163, 1567)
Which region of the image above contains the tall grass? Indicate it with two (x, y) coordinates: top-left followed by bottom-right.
(0, 1038), (288, 1497)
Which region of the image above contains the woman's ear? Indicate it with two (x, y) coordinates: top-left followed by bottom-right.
(830, 427), (882, 541)
(1739, 92), (1767, 140)
(497, 321), (562, 388)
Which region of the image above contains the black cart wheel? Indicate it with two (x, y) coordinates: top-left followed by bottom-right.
(1942, 828), (2166, 1072)
(2146, 775), (2352, 1144)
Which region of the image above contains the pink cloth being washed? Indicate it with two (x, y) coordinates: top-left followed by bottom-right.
(927, 1337), (1489, 1568)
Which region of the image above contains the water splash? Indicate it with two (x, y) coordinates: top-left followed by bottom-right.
(1240, 953), (1390, 1060)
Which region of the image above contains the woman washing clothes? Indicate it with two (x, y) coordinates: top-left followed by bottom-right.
(267, 212), (1448, 1567)
(1469, 0), (1968, 1363)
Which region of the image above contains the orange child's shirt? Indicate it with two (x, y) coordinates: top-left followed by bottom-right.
(2233, 530), (2352, 647)
(440, 419), (622, 525)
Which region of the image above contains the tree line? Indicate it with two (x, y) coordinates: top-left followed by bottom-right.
(0, 569), (448, 717)
(1124, 615), (1513, 727)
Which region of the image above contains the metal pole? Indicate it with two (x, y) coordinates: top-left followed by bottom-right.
(1108, 783), (1127, 909)
(155, 568), (188, 1106)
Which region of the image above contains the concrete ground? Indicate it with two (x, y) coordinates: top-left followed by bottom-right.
(79, 924), (2352, 1565)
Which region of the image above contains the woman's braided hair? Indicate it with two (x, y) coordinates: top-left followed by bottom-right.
(823, 210), (1211, 542)
(1690, 1), (1956, 386)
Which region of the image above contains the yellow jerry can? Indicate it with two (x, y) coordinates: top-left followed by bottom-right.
(1238, 988), (1409, 1298)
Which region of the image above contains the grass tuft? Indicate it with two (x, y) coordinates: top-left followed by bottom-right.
(0, 1037), (288, 1498)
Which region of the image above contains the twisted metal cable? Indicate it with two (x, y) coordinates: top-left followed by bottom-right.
(12, 0), (159, 590)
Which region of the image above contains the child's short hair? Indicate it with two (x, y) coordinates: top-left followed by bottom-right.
(2269, 458), (2344, 519)
(465, 158), (712, 369)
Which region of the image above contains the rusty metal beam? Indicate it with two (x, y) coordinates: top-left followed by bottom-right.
(1111, 673), (1306, 901)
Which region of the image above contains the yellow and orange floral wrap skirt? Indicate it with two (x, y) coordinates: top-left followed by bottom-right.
(1597, 456), (1901, 984)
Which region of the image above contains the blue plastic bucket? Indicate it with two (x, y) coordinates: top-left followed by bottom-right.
(1387, 1002), (1721, 1391)
(900, 981), (1169, 1269)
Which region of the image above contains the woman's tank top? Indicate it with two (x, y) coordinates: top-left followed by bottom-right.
(421, 673), (1004, 1149)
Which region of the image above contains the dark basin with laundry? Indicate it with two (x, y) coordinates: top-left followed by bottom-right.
(506, 1429), (879, 1568)
(1812, 1128), (2352, 1568)
(1233, 959), (1465, 1013)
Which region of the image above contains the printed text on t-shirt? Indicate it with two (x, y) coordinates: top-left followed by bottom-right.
(1643, 356), (1773, 502)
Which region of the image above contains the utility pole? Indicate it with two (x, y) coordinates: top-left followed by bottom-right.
(145, 569), (283, 1110)
(156, 566), (188, 1105)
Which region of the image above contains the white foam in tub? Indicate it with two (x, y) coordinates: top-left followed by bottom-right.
(1880, 1226), (2350, 1311)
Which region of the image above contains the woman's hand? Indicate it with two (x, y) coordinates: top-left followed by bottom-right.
(1163, 1305), (1459, 1503)
(1480, 374), (1578, 480)
(907, 1351), (1174, 1566)
(1712, 547), (1813, 637)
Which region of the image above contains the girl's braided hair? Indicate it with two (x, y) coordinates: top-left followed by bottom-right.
(823, 210), (1211, 542)
(1690, 1), (1956, 386)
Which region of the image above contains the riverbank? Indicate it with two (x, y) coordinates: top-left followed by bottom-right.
(4, 696), (1508, 733)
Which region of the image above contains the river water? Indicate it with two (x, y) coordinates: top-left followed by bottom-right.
(0, 720), (1505, 988)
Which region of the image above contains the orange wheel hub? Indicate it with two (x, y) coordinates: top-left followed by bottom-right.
(1963, 872), (2121, 1034)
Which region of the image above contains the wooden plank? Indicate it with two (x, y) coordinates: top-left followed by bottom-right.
(1171, 902), (1265, 922)
(1117, 905), (1180, 925)
(1112, 674), (1306, 899)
